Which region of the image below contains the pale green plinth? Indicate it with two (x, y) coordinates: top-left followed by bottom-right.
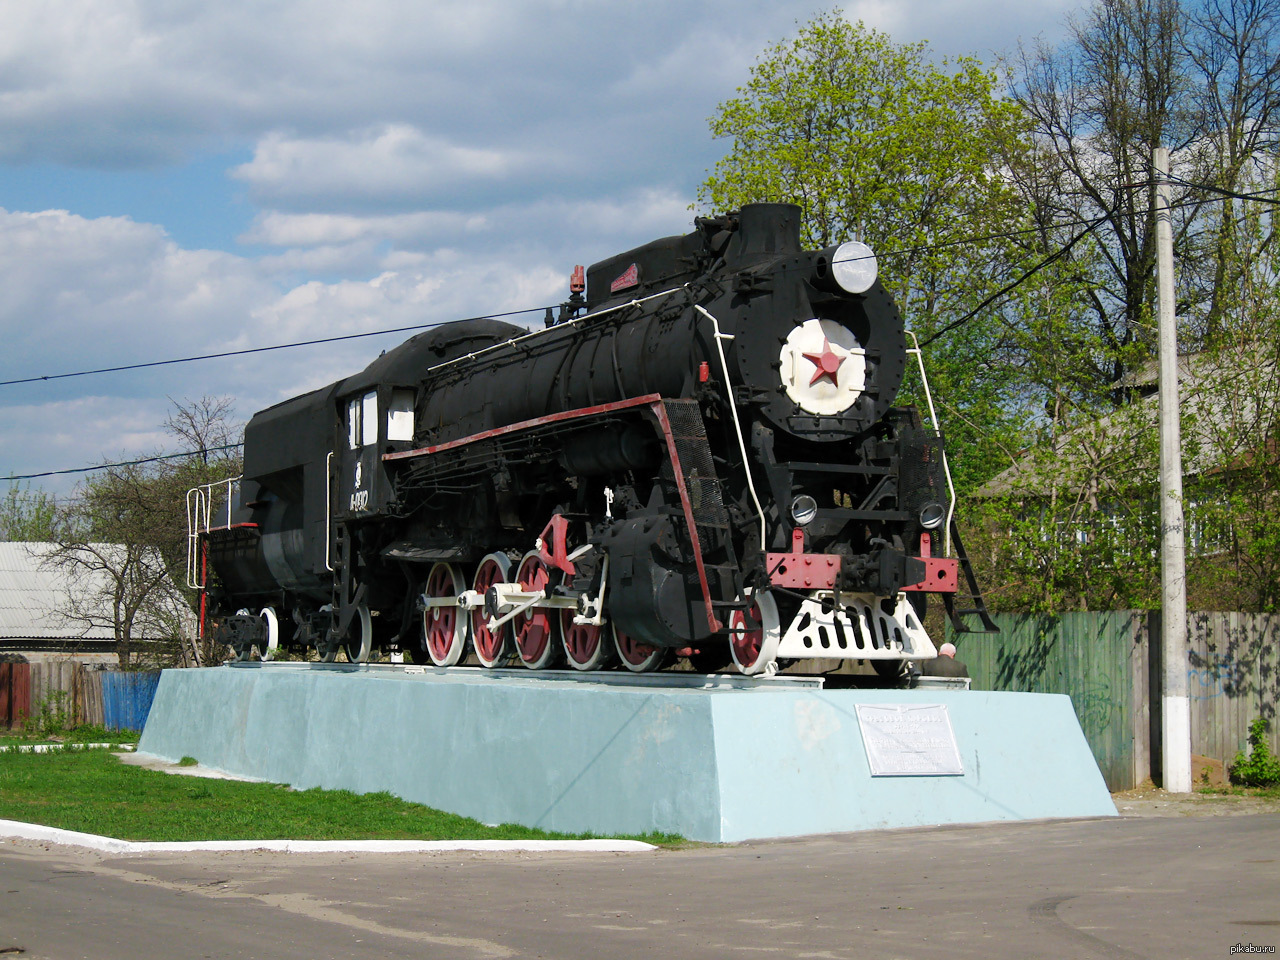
(138, 665), (1116, 842)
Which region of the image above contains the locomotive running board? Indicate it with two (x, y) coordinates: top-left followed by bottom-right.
(776, 592), (936, 662)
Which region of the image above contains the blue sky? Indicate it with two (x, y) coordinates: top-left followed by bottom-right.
(0, 0), (1075, 491)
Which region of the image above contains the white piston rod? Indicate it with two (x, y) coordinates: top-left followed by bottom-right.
(424, 584), (596, 633)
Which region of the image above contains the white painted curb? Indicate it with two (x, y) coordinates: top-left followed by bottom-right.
(0, 820), (657, 855)
(0, 742), (136, 754)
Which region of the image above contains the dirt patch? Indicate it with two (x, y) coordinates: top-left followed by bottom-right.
(1112, 783), (1280, 817)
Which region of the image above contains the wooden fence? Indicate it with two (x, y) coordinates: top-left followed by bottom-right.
(0, 663), (30, 728)
(951, 611), (1280, 791)
(0, 662), (161, 732)
(1183, 611), (1279, 768)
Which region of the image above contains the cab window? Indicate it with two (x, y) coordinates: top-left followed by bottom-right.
(347, 390), (378, 449)
(387, 389), (414, 442)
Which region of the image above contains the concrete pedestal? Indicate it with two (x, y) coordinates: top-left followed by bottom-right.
(138, 664), (1115, 842)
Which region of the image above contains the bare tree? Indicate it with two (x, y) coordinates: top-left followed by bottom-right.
(1184, 0), (1280, 338)
(1013, 0), (1280, 384)
(1012, 0), (1198, 392)
(44, 398), (243, 668)
(43, 464), (196, 668)
(164, 395), (239, 464)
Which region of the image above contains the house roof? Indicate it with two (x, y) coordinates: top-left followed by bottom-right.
(0, 542), (120, 640)
(976, 347), (1280, 498)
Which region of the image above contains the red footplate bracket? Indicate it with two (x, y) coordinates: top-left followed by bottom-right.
(767, 530), (840, 590)
(903, 557), (959, 593)
(767, 552), (840, 590)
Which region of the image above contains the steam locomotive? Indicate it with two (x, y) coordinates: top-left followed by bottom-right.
(188, 203), (991, 676)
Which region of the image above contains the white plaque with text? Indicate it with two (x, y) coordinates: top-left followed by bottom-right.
(856, 703), (964, 777)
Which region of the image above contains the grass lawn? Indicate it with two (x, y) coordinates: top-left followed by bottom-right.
(0, 725), (141, 747)
(1196, 783), (1280, 799)
(0, 747), (680, 844)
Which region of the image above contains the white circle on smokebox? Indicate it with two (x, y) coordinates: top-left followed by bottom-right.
(779, 318), (867, 416)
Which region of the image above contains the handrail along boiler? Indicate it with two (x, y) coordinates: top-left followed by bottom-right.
(190, 203), (993, 675)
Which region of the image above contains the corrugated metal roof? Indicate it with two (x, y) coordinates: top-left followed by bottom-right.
(0, 542), (118, 640)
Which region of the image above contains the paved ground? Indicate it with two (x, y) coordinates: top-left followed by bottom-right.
(1, 803), (1277, 960)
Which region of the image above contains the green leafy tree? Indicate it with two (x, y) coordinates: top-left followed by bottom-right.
(698, 11), (1039, 494)
(0, 483), (65, 541)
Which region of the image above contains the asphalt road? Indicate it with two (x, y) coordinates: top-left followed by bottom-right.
(1, 812), (1277, 960)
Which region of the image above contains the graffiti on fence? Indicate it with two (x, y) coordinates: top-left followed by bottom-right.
(1071, 676), (1115, 734)
(1187, 650), (1253, 700)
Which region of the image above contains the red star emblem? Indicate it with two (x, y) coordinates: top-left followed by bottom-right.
(802, 337), (845, 387)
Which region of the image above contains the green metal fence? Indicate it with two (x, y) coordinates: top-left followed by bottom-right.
(949, 612), (1150, 791)
(948, 610), (1279, 791)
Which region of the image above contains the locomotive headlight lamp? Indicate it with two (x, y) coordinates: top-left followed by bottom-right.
(823, 240), (878, 295)
(918, 501), (946, 530)
(791, 494), (819, 526)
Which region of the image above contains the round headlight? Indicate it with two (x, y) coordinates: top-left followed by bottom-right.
(918, 502), (946, 530)
(791, 495), (819, 526)
(830, 241), (878, 294)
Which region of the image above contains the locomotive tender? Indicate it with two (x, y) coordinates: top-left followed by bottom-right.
(189, 203), (989, 676)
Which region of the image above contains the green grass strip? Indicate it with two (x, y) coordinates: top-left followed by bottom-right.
(0, 725), (141, 747)
(0, 749), (680, 844)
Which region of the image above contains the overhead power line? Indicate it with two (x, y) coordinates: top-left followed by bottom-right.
(1, 180), (1267, 482)
(1158, 170), (1280, 205)
(0, 306), (550, 388)
(0, 180), (1250, 393)
(3, 443), (243, 482)
(918, 212), (1113, 347)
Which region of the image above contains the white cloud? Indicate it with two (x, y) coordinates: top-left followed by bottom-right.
(232, 126), (530, 206)
(0, 208), (274, 373)
(0, 0), (1079, 488)
(244, 187), (691, 258)
(0, 205), (567, 485)
(242, 209), (488, 248)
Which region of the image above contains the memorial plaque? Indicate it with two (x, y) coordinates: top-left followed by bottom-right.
(855, 703), (964, 776)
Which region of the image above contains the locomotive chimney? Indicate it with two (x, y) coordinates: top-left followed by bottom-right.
(725, 203), (802, 266)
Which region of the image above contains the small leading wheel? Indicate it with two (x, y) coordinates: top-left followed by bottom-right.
(258, 606), (280, 662)
(422, 562), (467, 666)
(343, 604), (373, 663)
(513, 551), (560, 670)
(560, 610), (615, 672)
(316, 605), (339, 662)
(729, 590), (781, 676)
(612, 623), (667, 673)
(232, 608), (255, 661)
(471, 552), (512, 668)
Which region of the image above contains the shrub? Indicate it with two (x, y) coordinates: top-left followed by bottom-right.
(24, 691), (72, 739)
(1228, 717), (1280, 787)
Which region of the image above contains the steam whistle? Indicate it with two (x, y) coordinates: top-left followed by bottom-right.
(548, 265), (588, 327)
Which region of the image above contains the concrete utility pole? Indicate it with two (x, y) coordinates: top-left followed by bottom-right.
(1154, 146), (1192, 793)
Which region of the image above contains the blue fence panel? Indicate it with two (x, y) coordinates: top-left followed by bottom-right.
(101, 670), (162, 731)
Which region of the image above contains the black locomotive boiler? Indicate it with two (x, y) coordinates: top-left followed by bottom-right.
(189, 203), (990, 676)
